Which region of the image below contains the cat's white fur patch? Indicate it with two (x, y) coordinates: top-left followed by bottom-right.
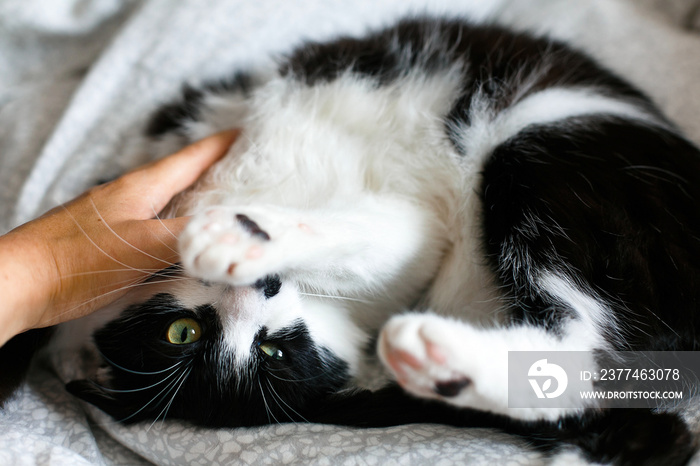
(537, 272), (617, 350)
(452, 86), (666, 164)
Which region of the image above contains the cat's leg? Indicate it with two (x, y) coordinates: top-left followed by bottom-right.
(379, 255), (613, 423)
(377, 116), (699, 421)
(179, 196), (447, 296)
(378, 285), (606, 422)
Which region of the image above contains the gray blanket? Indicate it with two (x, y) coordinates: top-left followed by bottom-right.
(2, 0), (700, 464)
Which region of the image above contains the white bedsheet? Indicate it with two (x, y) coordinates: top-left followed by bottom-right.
(2, 0), (700, 464)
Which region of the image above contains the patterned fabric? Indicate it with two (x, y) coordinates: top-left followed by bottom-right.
(2, 0), (700, 464)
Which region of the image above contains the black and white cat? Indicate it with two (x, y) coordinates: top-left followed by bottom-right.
(54, 17), (700, 464)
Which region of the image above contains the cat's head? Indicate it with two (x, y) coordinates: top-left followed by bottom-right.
(65, 271), (365, 427)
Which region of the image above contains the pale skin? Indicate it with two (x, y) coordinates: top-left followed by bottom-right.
(0, 129), (239, 347)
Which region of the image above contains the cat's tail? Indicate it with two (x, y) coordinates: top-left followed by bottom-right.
(310, 384), (696, 466)
(511, 408), (695, 466)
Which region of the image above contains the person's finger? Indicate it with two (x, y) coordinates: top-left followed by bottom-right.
(125, 129), (239, 212)
(119, 217), (191, 267)
(145, 216), (191, 238)
(142, 128), (239, 186)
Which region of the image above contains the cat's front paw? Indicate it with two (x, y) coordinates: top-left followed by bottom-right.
(378, 314), (508, 411)
(180, 207), (280, 285)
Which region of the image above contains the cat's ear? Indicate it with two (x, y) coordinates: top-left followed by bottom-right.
(66, 379), (145, 423)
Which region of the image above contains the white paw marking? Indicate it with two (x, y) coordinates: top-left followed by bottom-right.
(378, 314), (513, 415)
(180, 206), (306, 285)
(379, 314), (474, 400)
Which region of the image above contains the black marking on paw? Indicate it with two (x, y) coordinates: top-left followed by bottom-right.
(235, 214), (270, 241)
(255, 274), (282, 299)
(434, 378), (471, 398)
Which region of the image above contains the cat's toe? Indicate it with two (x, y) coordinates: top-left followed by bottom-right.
(379, 314), (473, 399)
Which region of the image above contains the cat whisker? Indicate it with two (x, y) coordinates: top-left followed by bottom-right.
(148, 366), (193, 431)
(265, 368), (339, 384)
(48, 275), (197, 325)
(299, 292), (371, 304)
(62, 204), (160, 275)
(264, 380), (296, 423)
(257, 379), (279, 425)
(55, 200), (191, 323)
(643, 306), (682, 339)
(91, 364), (186, 393)
(135, 276), (195, 287)
(89, 198), (179, 268)
(43, 276), (144, 325)
(98, 352), (185, 376)
(265, 379), (310, 423)
(150, 203), (181, 255)
(60, 268), (170, 279)
(93, 275), (191, 299)
(53, 203), (189, 322)
(46, 278), (172, 325)
(119, 362), (193, 424)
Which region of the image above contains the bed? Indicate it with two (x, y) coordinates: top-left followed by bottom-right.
(2, 0), (700, 464)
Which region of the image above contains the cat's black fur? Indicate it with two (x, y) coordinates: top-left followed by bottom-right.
(68, 292), (350, 426)
(483, 119), (700, 342)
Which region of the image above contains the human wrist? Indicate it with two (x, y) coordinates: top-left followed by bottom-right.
(0, 230), (54, 346)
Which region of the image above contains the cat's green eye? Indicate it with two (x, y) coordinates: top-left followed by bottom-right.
(166, 318), (202, 345)
(259, 342), (285, 361)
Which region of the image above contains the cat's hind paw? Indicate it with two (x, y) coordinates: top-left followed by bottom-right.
(378, 314), (508, 412)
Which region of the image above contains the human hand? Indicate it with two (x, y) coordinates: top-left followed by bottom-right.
(0, 129), (239, 346)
